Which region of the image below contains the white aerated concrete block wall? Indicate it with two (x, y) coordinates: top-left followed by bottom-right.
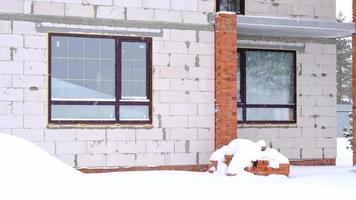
(238, 40), (337, 161)
(0, 0), (215, 168)
(246, 0), (336, 21)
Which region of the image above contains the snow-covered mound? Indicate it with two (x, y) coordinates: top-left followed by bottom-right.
(209, 139), (289, 175)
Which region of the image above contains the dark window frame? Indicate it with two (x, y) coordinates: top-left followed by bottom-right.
(216, 0), (245, 15)
(237, 48), (297, 124)
(48, 33), (152, 125)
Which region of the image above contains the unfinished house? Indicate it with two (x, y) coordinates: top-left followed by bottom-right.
(0, 0), (354, 171)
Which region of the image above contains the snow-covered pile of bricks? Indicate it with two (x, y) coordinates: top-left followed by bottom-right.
(208, 139), (290, 176)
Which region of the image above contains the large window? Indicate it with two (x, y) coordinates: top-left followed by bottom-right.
(48, 33), (152, 124)
(216, 0), (244, 14)
(237, 49), (296, 124)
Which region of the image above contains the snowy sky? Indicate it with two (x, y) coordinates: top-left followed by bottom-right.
(336, 0), (352, 22)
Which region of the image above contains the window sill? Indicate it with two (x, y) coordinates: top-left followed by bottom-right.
(47, 123), (154, 129)
(237, 123), (298, 129)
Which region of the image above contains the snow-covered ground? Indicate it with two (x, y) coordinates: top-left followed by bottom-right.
(0, 133), (355, 200)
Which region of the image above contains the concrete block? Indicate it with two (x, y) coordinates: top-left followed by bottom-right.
(24, 61), (46, 75)
(0, 0), (24, 13)
(12, 128), (44, 142)
(76, 129), (106, 141)
(189, 42), (214, 55)
(199, 55), (214, 67)
(0, 88), (23, 101)
(323, 147), (336, 159)
(169, 54), (195, 67)
(159, 41), (188, 54)
(0, 102), (11, 114)
(153, 103), (170, 115)
(45, 129), (77, 141)
(0, 75), (12, 87)
(197, 128), (213, 140)
(96, 6), (125, 19)
(293, 5), (314, 16)
(136, 129), (164, 140)
(55, 0), (82, 4)
(87, 141), (116, 154)
(189, 91), (214, 103)
(117, 141), (146, 153)
(77, 154), (106, 167)
(65, 4), (95, 18)
(170, 128), (197, 140)
(182, 11), (207, 24)
(322, 127), (336, 138)
(315, 55), (336, 65)
(24, 89), (45, 101)
(0, 34), (23, 48)
(146, 141), (174, 153)
(12, 75), (45, 89)
(154, 10), (182, 23)
(127, 8), (154, 21)
(301, 127), (324, 138)
(189, 140), (214, 152)
(248, 2), (271, 14)
(0, 20), (11, 34)
(12, 102), (44, 115)
(13, 48), (45, 62)
(106, 129), (136, 140)
(56, 154), (75, 167)
(174, 140), (188, 153)
(170, 153), (196, 165)
(198, 152), (211, 164)
(136, 153), (165, 166)
(24, 35), (46, 48)
(161, 116), (188, 128)
(316, 138), (336, 148)
(271, 138), (294, 148)
(294, 138), (316, 148)
(198, 31), (214, 43)
(279, 148), (300, 160)
(315, 6), (334, 18)
(170, 30), (196, 42)
(170, 103), (197, 116)
(13, 21), (37, 34)
(107, 154), (136, 167)
(170, 79), (198, 91)
(197, 79), (214, 91)
(0, 115), (23, 128)
(82, 0), (112, 6)
(143, 0), (170, 9)
(33, 2), (65, 16)
(198, 0), (214, 12)
(197, 103), (214, 116)
(0, 48), (10, 61)
(0, 61), (23, 74)
(153, 79), (170, 91)
(113, 0), (142, 8)
(153, 53), (170, 66)
(278, 128), (301, 138)
(35, 142), (56, 155)
(171, 0), (198, 11)
(188, 67), (214, 80)
(56, 141), (87, 154)
(302, 148), (322, 159)
(160, 91), (189, 103)
(24, 115), (46, 128)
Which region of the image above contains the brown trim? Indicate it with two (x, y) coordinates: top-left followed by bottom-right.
(290, 159), (336, 166)
(237, 48), (297, 124)
(79, 165), (209, 174)
(47, 32), (152, 125)
(216, 0), (245, 15)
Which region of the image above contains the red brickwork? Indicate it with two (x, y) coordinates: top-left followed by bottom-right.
(244, 161), (290, 177)
(215, 13), (238, 149)
(79, 164), (209, 174)
(290, 159), (336, 166)
(353, 0), (356, 166)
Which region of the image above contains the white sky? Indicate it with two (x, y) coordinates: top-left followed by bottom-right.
(336, 0), (352, 21)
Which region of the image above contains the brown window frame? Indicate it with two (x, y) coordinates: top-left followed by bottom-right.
(216, 0), (245, 15)
(48, 33), (152, 125)
(237, 48), (297, 124)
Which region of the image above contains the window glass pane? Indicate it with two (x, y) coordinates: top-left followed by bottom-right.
(246, 51), (294, 105)
(121, 42), (147, 99)
(51, 36), (115, 100)
(120, 105), (149, 121)
(246, 108), (294, 121)
(51, 36), (67, 57)
(52, 105), (115, 120)
(219, 0), (241, 13)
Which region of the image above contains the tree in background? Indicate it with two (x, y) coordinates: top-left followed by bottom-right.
(336, 12), (352, 104)
(343, 112), (353, 150)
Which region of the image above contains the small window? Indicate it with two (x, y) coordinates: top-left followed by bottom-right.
(49, 33), (152, 125)
(237, 49), (296, 124)
(216, 0), (244, 14)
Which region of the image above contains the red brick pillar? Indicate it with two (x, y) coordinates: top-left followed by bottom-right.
(215, 13), (238, 149)
(353, 0), (356, 166)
